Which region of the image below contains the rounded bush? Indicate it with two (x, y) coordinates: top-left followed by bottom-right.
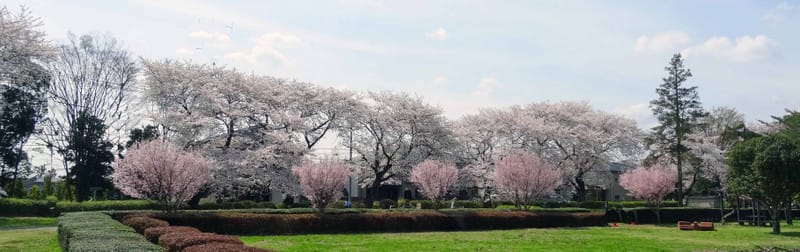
(122, 216), (169, 234)
(158, 232), (243, 252)
(183, 242), (274, 252)
(143, 225), (200, 243)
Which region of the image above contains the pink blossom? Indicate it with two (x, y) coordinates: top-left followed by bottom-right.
(619, 164), (677, 223)
(112, 140), (212, 212)
(292, 159), (349, 213)
(409, 160), (458, 206)
(493, 152), (561, 209)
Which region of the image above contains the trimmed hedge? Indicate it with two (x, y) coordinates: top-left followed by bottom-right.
(122, 216), (169, 234)
(158, 232), (243, 252)
(144, 226), (201, 243)
(0, 198), (55, 216)
(194, 200), (276, 210)
(607, 207), (800, 224)
(494, 200), (681, 209)
(1, 199), (279, 217)
(148, 210), (606, 235)
(183, 242), (274, 252)
(57, 212), (163, 252)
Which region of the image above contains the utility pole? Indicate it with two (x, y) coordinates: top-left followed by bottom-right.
(348, 128), (353, 203)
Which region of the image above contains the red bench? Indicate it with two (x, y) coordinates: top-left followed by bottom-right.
(677, 221), (694, 230)
(697, 222), (714, 231)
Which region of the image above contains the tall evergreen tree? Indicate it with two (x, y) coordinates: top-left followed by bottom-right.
(61, 112), (114, 202)
(648, 54), (707, 204)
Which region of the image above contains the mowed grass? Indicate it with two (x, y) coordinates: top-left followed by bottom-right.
(242, 223), (800, 252)
(0, 217), (57, 229)
(0, 217), (60, 252)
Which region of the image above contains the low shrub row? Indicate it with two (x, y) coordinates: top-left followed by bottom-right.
(57, 212), (162, 252)
(493, 200), (681, 209)
(145, 210), (606, 235)
(122, 216), (169, 234)
(606, 207), (800, 224)
(158, 232), (244, 252)
(182, 242), (272, 252)
(123, 217), (271, 252)
(1, 199), (275, 217)
(194, 200), (276, 210)
(144, 226), (200, 243)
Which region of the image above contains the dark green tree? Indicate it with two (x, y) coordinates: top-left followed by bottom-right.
(43, 175), (54, 197)
(647, 53), (707, 204)
(0, 65), (50, 192)
(125, 125), (160, 148)
(728, 134), (800, 234)
(3, 178), (26, 198)
(61, 112), (115, 202)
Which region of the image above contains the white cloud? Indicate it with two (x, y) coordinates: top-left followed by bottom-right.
(614, 103), (655, 129)
(681, 35), (778, 63)
(633, 31), (691, 53)
(225, 32), (301, 64)
(426, 27), (448, 40)
(763, 2), (795, 24)
(175, 47), (194, 55)
(431, 76), (447, 86)
(472, 77), (501, 97)
(189, 30), (231, 43)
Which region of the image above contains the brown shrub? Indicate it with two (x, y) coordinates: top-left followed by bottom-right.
(143, 226), (201, 243)
(182, 242), (274, 252)
(158, 232), (243, 252)
(122, 216), (169, 234)
(118, 212), (155, 221)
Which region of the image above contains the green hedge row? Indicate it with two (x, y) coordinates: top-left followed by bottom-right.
(1, 199), (161, 217)
(142, 210), (606, 235)
(494, 200), (681, 209)
(605, 208), (800, 224)
(57, 212), (163, 252)
(0, 199), (277, 217)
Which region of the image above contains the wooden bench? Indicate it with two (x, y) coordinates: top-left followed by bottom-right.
(697, 222), (714, 231)
(677, 221), (694, 230)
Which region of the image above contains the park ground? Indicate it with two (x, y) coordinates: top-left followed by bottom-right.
(0, 217), (59, 251)
(241, 222), (800, 252)
(2, 217), (799, 252)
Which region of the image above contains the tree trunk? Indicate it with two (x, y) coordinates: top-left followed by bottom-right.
(363, 180), (381, 208)
(786, 204), (793, 225)
(0, 164), (6, 188)
(655, 206), (661, 225)
(772, 208), (781, 234)
(63, 161), (73, 201)
(574, 177), (587, 202)
(676, 153), (684, 206)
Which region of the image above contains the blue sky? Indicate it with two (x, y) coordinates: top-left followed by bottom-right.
(7, 0), (800, 128)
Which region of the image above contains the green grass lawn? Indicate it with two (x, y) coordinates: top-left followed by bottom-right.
(0, 217), (57, 229)
(242, 223), (800, 252)
(0, 217), (60, 252)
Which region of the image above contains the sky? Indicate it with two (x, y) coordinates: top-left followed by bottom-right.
(5, 0), (800, 129)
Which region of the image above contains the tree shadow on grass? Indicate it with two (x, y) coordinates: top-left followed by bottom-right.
(773, 232), (800, 237)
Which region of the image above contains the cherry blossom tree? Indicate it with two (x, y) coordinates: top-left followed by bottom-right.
(292, 159), (349, 213)
(506, 102), (644, 201)
(685, 106), (745, 194)
(345, 91), (455, 207)
(453, 109), (511, 206)
(619, 164), (677, 224)
(112, 140), (212, 213)
(493, 152), (561, 210)
(141, 59), (358, 200)
(409, 160), (458, 208)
